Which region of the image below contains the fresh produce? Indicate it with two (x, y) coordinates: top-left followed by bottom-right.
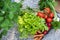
(46, 18), (53, 23)
(34, 33), (44, 40)
(46, 22), (51, 27)
(0, 0), (22, 39)
(38, 0), (57, 21)
(44, 15), (48, 19)
(34, 34), (44, 38)
(49, 12), (54, 18)
(51, 21), (60, 30)
(34, 30), (44, 40)
(18, 12), (48, 38)
(37, 30), (42, 34)
(0, 0), (59, 40)
(37, 9), (54, 23)
(44, 8), (51, 14)
(37, 7), (54, 36)
(37, 12), (45, 18)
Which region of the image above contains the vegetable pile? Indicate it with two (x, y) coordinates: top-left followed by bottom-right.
(34, 0), (59, 40)
(38, 0), (57, 21)
(18, 12), (48, 38)
(37, 7), (54, 35)
(0, 0), (60, 40)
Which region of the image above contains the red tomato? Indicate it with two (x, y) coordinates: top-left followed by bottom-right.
(46, 18), (52, 23)
(49, 13), (54, 18)
(44, 8), (51, 14)
(37, 12), (42, 16)
(37, 12), (45, 18)
(44, 15), (48, 19)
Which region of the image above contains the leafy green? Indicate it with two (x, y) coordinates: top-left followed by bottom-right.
(0, 17), (4, 22)
(18, 12), (48, 38)
(0, 0), (22, 39)
(51, 21), (60, 30)
(8, 12), (14, 19)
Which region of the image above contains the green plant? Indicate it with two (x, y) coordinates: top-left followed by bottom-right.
(51, 21), (60, 30)
(18, 11), (48, 38)
(0, 0), (22, 39)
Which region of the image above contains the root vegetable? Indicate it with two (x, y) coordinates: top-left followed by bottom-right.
(34, 34), (44, 38)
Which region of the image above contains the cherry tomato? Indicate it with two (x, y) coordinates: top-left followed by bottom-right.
(49, 13), (54, 18)
(46, 18), (52, 23)
(37, 12), (43, 15)
(44, 8), (50, 14)
(37, 12), (41, 16)
(37, 12), (45, 18)
(44, 15), (48, 19)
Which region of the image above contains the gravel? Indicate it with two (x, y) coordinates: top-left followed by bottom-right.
(42, 29), (60, 40)
(1, 0), (60, 40)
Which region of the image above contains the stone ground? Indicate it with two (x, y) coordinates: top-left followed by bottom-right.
(1, 0), (60, 40)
